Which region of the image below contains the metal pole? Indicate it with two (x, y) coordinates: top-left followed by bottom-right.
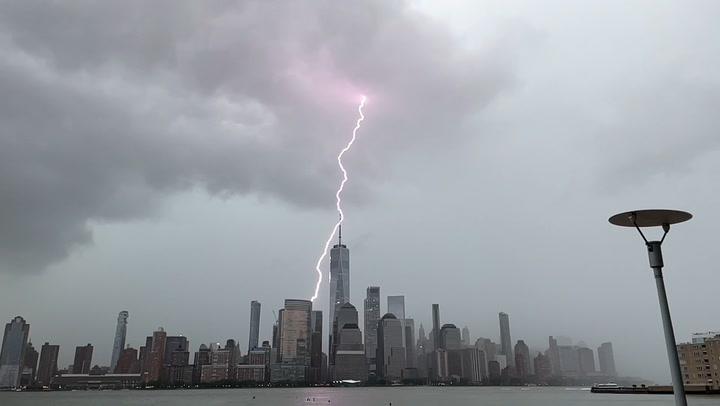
(649, 239), (687, 406)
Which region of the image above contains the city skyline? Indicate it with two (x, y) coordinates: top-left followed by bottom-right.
(0, 1), (718, 387)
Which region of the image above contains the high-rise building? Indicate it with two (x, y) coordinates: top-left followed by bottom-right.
(387, 296), (405, 319)
(249, 301), (261, 353)
(334, 323), (367, 381)
(164, 336), (190, 366)
(110, 311), (129, 373)
(143, 328), (167, 382)
(114, 347), (140, 374)
(328, 227), (350, 341)
(192, 344), (211, 385)
(431, 305), (440, 351)
(514, 340), (532, 376)
(364, 286), (380, 364)
(547, 336), (561, 376)
(498, 312), (514, 367)
(557, 345), (579, 376)
(439, 324), (462, 350)
(72, 344), (93, 375)
(309, 311), (323, 382)
(534, 352), (552, 381)
(597, 342), (616, 376)
(22, 341), (38, 386)
(404, 319), (416, 369)
(36, 342), (60, 386)
(578, 347), (596, 375)
(331, 302), (359, 367)
(0, 316), (30, 388)
(460, 347), (486, 383)
(377, 313), (405, 379)
(462, 326), (470, 348)
(278, 299), (312, 365)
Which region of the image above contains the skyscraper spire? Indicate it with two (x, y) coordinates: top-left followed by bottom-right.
(338, 224), (342, 246)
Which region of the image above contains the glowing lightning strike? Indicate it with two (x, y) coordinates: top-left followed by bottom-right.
(311, 95), (366, 302)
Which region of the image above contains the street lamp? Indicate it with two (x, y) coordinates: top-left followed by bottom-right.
(609, 209), (692, 406)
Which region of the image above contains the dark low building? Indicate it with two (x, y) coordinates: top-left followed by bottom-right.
(51, 374), (142, 389)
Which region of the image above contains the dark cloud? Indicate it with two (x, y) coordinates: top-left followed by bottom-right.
(0, 1), (517, 272)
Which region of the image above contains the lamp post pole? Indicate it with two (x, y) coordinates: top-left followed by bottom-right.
(609, 210), (692, 406)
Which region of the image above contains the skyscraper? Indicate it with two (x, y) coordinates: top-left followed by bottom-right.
(334, 322), (367, 381)
(331, 302), (359, 367)
(439, 324), (462, 350)
(387, 296), (405, 320)
(249, 301), (261, 353)
(110, 311), (129, 373)
(499, 312), (514, 366)
(328, 226), (350, 339)
(309, 310), (323, 382)
(547, 336), (561, 376)
(72, 344), (93, 374)
(364, 286), (380, 363)
(22, 342), (38, 386)
(377, 313), (405, 379)
(514, 340), (532, 376)
(462, 326), (470, 348)
(36, 342), (59, 386)
(143, 328), (167, 382)
(578, 347), (596, 375)
(164, 336), (190, 365)
(598, 342), (617, 376)
(278, 299), (312, 364)
(0, 316), (30, 388)
(431, 304), (440, 351)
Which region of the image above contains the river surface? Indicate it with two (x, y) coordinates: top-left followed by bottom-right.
(1, 387), (718, 406)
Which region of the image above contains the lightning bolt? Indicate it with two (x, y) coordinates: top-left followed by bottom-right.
(310, 95), (366, 302)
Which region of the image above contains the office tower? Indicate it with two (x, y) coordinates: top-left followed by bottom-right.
(36, 342), (59, 386)
(328, 227), (350, 340)
(557, 345), (579, 375)
(439, 324), (462, 350)
(143, 328), (167, 382)
(430, 349), (449, 381)
(488, 360), (501, 379)
(22, 341), (38, 386)
(387, 296), (405, 319)
(334, 323), (367, 381)
(114, 347), (140, 374)
(278, 299), (312, 364)
(547, 336), (561, 376)
(514, 340), (532, 376)
(404, 319), (416, 368)
(534, 352), (552, 381)
(598, 342), (616, 376)
(460, 347), (486, 383)
(72, 344), (93, 374)
(364, 286), (380, 363)
(417, 324), (428, 355)
(192, 344), (211, 385)
(431, 304), (440, 351)
(249, 301), (261, 353)
(309, 311), (323, 382)
(331, 302), (358, 367)
(578, 347), (596, 375)
(0, 316), (30, 388)
(476, 338), (497, 362)
(110, 311), (129, 373)
(164, 336), (190, 366)
(377, 313), (405, 379)
(462, 326), (470, 348)
(498, 312), (514, 366)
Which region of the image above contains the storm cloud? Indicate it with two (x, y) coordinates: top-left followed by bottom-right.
(0, 0), (516, 273)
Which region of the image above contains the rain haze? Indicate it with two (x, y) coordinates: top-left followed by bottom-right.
(0, 0), (719, 385)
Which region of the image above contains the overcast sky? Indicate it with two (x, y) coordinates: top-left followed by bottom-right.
(1, 0), (719, 383)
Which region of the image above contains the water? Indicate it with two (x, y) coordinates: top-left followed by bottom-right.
(1, 387), (718, 406)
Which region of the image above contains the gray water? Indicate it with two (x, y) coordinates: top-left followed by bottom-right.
(1, 387), (718, 406)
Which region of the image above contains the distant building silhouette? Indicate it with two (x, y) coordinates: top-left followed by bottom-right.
(462, 326), (470, 348)
(598, 342), (616, 376)
(364, 286), (380, 369)
(22, 341), (38, 386)
(110, 311), (128, 373)
(499, 312), (514, 367)
(142, 328), (166, 382)
(114, 347), (140, 374)
(36, 342), (59, 386)
(248, 301), (261, 353)
(72, 344), (93, 375)
(431, 305), (440, 351)
(309, 310), (323, 382)
(578, 347), (596, 375)
(534, 352), (552, 381)
(514, 340), (532, 376)
(439, 324), (461, 351)
(0, 316), (30, 388)
(547, 336), (562, 376)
